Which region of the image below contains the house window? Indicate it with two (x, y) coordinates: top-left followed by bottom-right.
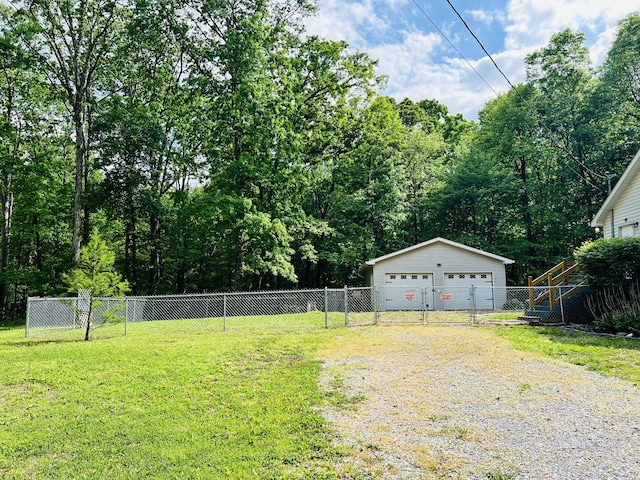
(448, 275), (454, 279)
(390, 275), (396, 280)
(481, 274), (487, 279)
(401, 275), (407, 279)
(470, 274), (476, 279)
(459, 274), (465, 279)
(422, 275), (429, 279)
(620, 224), (635, 238)
(411, 275), (418, 280)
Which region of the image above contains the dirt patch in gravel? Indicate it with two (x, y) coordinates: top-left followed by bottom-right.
(317, 326), (640, 480)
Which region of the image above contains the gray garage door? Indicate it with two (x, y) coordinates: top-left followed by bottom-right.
(441, 273), (494, 310)
(383, 273), (434, 310)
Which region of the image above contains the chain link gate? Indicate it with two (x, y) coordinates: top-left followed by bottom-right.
(375, 285), (476, 324)
(373, 285), (580, 325)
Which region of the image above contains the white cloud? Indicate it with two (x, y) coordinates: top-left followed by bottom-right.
(504, 0), (640, 59)
(305, 0), (389, 46)
(306, 0), (640, 119)
(468, 9), (499, 26)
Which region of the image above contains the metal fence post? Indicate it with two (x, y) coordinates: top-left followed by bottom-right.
(344, 285), (349, 326)
(559, 286), (565, 323)
(25, 297), (30, 338)
(124, 298), (128, 336)
(324, 287), (328, 328)
(470, 284), (476, 325)
(374, 287), (379, 325)
(223, 293), (227, 332)
(421, 287), (427, 325)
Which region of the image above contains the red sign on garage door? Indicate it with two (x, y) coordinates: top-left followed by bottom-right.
(404, 292), (416, 300)
(441, 294), (453, 300)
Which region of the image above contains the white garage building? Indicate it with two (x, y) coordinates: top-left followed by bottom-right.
(359, 237), (515, 311)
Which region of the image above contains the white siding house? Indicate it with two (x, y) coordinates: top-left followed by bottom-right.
(591, 148), (640, 239)
(359, 237), (515, 311)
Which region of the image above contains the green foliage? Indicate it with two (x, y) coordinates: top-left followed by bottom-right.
(64, 231), (129, 298)
(4, 1), (640, 310)
(63, 230), (129, 340)
(574, 237), (640, 288)
(585, 284), (640, 335)
(574, 238), (640, 334)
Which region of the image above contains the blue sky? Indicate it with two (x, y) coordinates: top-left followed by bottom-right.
(305, 0), (640, 120)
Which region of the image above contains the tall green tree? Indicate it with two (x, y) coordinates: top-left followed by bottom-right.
(525, 29), (603, 223)
(92, 0), (203, 294)
(325, 96), (408, 284)
(0, 7), (73, 316)
(596, 13), (640, 171)
(11, 0), (128, 265)
(174, 0), (378, 290)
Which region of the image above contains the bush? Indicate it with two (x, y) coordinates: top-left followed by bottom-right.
(574, 237), (640, 289)
(586, 284), (640, 334)
(575, 237), (640, 333)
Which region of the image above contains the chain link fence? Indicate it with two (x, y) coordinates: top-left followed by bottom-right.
(25, 287), (374, 339)
(25, 284), (591, 339)
(374, 284), (590, 325)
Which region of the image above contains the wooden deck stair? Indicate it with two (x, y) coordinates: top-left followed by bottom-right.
(524, 259), (586, 322)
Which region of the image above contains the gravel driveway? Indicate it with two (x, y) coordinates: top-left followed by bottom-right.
(318, 326), (640, 479)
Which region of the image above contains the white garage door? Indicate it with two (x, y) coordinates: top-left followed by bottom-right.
(383, 273), (434, 310)
(441, 273), (494, 310)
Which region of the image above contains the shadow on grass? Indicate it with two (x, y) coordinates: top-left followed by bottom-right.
(530, 326), (640, 351)
(0, 335), (87, 347)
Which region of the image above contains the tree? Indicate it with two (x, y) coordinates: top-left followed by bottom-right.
(174, 0), (378, 289)
(92, 19), (201, 293)
(596, 13), (640, 172)
(525, 29), (603, 222)
(0, 7), (73, 317)
(12, 0), (127, 265)
(64, 230), (129, 340)
(325, 96), (409, 284)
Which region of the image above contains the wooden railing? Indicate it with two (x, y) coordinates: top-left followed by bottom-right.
(528, 259), (582, 311)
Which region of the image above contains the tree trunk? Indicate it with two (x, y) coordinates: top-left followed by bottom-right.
(33, 217), (42, 271)
(0, 175), (13, 320)
(84, 297), (93, 341)
(72, 107), (86, 266)
(125, 199), (138, 294)
(149, 213), (160, 292)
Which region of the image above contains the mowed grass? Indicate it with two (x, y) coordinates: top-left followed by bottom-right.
(494, 326), (640, 385)
(26, 312), (375, 341)
(0, 325), (344, 479)
(6, 319), (640, 479)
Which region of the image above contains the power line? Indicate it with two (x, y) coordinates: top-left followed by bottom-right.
(444, 0), (518, 93)
(440, 0), (606, 184)
(409, 0), (498, 97)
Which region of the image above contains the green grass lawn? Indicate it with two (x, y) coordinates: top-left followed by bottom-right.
(493, 326), (640, 385)
(4, 322), (640, 479)
(0, 326), (344, 479)
(25, 311), (375, 341)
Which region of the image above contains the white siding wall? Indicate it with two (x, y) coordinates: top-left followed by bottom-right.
(604, 172), (640, 239)
(371, 242), (508, 289)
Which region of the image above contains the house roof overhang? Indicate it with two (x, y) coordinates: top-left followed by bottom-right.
(591, 148), (640, 227)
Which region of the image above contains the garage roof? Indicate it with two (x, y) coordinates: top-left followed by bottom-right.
(363, 237), (515, 268)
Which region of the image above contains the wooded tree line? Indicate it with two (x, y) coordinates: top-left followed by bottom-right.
(1, 1), (640, 318)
